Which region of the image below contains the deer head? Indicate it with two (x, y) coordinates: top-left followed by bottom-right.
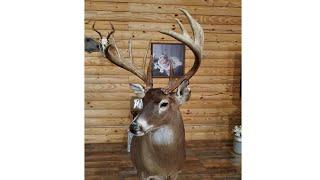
(92, 8), (204, 136)
(128, 80), (191, 136)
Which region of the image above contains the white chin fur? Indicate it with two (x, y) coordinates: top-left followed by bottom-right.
(133, 131), (145, 136)
(152, 126), (173, 145)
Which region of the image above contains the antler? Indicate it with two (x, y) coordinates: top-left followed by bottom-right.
(92, 22), (102, 39)
(160, 8), (204, 94)
(91, 8), (203, 92)
(92, 22), (114, 56)
(92, 22), (153, 89)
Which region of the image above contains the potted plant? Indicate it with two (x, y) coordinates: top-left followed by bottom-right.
(233, 125), (241, 154)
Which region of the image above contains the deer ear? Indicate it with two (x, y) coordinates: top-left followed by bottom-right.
(129, 83), (145, 98)
(175, 80), (191, 105)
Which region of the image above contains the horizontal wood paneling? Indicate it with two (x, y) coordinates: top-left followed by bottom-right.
(87, 0), (241, 8)
(85, 2), (241, 16)
(85, 50), (241, 59)
(85, 11), (241, 25)
(85, 107), (240, 118)
(85, 66), (241, 76)
(85, 75), (240, 84)
(128, 3), (241, 16)
(86, 125), (232, 135)
(85, 83), (240, 92)
(85, 116), (241, 127)
(85, 21), (241, 33)
(85, 100), (240, 110)
(85, 125), (234, 143)
(85, 58), (241, 68)
(85, 31), (241, 42)
(84, 40), (241, 50)
(85, 0), (241, 143)
(85, 92), (240, 101)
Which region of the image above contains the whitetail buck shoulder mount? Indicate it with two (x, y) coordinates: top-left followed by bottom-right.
(91, 9), (204, 180)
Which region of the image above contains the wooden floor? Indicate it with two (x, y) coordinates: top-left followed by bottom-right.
(85, 140), (241, 180)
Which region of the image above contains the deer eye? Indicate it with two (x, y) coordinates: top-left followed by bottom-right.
(160, 102), (168, 108)
(159, 100), (169, 109)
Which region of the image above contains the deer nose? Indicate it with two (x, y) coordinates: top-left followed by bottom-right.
(129, 121), (142, 134)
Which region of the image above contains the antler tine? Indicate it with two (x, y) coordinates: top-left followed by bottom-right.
(106, 22), (115, 40)
(146, 55), (153, 89)
(142, 40), (151, 73)
(128, 37), (133, 63)
(168, 60), (175, 89)
(174, 18), (190, 39)
(160, 8), (204, 94)
(180, 8), (204, 48)
(103, 22), (150, 85)
(92, 22), (102, 39)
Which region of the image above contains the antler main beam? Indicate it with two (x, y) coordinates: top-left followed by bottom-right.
(160, 8), (204, 94)
(92, 22), (153, 89)
(91, 9), (203, 92)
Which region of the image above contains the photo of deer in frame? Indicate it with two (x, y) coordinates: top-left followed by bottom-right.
(151, 43), (185, 78)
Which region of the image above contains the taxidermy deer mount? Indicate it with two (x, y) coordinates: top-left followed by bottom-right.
(88, 9), (204, 180)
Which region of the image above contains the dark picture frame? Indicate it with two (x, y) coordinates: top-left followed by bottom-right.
(151, 43), (185, 78)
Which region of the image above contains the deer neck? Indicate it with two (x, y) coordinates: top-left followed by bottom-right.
(148, 111), (185, 148)
(137, 110), (186, 174)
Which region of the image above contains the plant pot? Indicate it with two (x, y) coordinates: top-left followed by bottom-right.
(233, 136), (241, 154)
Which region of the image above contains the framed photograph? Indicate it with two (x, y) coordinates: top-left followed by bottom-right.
(151, 43), (185, 77)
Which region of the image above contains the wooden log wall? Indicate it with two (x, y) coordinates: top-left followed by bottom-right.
(85, 0), (241, 143)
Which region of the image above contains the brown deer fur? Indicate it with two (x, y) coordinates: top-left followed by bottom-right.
(130, 88), (188, 179)
(91, 8), (204, 180)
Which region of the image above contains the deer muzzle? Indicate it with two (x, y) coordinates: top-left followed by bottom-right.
(129, 120), (144, 136)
